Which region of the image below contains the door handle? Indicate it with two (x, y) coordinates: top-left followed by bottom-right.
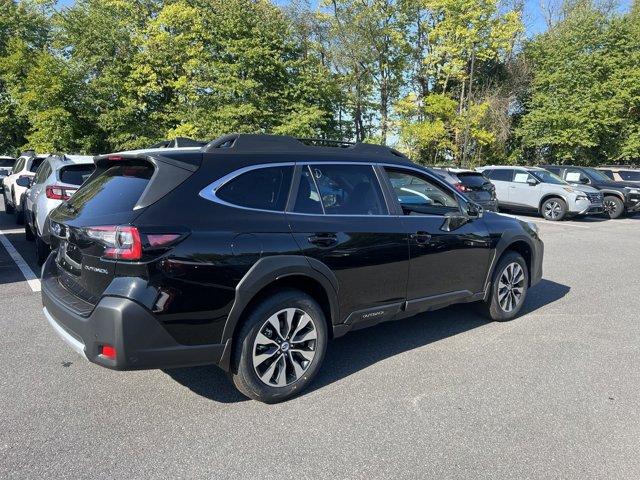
(411, 231), (432, 244)
(308, 233), (338, 247)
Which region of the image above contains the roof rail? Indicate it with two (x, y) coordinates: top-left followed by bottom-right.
(202, 133), (409, 160)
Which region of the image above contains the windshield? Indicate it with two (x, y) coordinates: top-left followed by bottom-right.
(583, 167), (612, 182)
(531, 170), (567, 185)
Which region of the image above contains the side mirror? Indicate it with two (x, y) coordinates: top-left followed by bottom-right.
(467, 202), (484, 219)
(580, 177), (590, 184)
(16, 176), (32, 188)
(527, 178), (539, 186)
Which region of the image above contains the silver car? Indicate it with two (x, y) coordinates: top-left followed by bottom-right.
(476, 166), (604, 221)
(24, 154), (94, 263)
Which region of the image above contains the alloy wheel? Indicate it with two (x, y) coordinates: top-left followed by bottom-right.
(497, 262), (525, 313)
(252, 308), (318, 387)
(604, 200), (617, 215)
(544, 201), (562, 220)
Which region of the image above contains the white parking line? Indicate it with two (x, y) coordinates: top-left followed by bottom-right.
(0, 229), (41, 292)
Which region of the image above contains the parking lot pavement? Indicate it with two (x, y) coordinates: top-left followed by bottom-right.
(1, 204), (639, 480)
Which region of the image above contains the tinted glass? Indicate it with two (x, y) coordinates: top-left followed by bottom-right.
(457, 172), (490, 187)
(217, 166), (293, 211)
(599, 169), (614, 180)
(582, 167), (611, 182)
(486, 169), (513, 181)
(386, 168), (458, 215)
(619, 170), (640, 181)
(544, 166), (561, 175)
(14, 158), (25, 172)
(293, 167), (323, 214)
(564, 168), (589, 183)
(29, 157), (44, 172)
(0, 159), (14, 167)
(65, 164), (154, 216)
(34, 162), (51, 184)
(308, 164), (386, 215)
(59, 164), (95, 185)
(531, 170), (566, 185)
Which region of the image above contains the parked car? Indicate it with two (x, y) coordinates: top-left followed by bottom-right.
(0, 156), (16, 190)
(2, 151), (48, 222)
(477, 166), (603, 221)
(596, 166), (640, 186)
(542, 165), (640, 218)
(431, 168), (498, 212)
(42, 134), (543, 403)
(24, 154), (95, 264)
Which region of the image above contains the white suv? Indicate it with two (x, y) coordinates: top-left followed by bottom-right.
(24, 154), (95, 264)
(2, 152), (48, 222)
(477, 166), (604, 221)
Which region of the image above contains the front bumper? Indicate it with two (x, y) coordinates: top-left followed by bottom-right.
(41, 256), (228, 371)
(578, 204), (604, 215)
(626, 197), (640, 212)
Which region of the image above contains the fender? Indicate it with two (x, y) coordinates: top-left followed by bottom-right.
(599, 189), (625, 200)
(538, 193), (569, 213)
(219, 255), (340, 368)
(482, 229), (536, 300)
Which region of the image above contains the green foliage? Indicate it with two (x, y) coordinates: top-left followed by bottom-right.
(517, 0), (640, 164)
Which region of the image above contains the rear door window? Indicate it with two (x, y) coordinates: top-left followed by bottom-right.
(59, 164), (95, 186)
(457, 172), (490, 188)
(486, 169), (513, 181)
(29, 157), (45, 172)
(599, 169), (614, 180)
(216, 165), (293, 211)
(305, 164), (387, 215)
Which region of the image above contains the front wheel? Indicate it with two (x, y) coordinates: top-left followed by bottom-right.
(3, 190), (14, 214)
(230, 289), (328, 403)
(479, 251), (529, 322)
(603, 195), (625, 219)
(541, 197), (567, 221)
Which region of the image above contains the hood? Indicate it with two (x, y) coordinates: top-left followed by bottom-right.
(572, 184), (600, 194)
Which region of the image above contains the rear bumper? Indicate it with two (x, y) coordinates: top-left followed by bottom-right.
(41, 257), (228, 371)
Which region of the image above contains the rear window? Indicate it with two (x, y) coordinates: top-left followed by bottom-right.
(456, 172), (489, 187)
(59, 164), (95, 186)
(619, 170), (640, 181)
(0, 159), (14, 167)
(65, 164), (154, 215)
(29, 157), (45, 172)
(217, 166), (293, 211)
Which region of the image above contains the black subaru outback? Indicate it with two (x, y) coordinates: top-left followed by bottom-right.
(42, 135), (543, 403)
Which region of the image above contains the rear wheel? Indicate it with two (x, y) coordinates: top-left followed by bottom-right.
(541, 197), (567, 221)
(479, 251), (529, 322)
(603, 195), (624, 219)
(3, 190), (14, 214)
(230, 289), (328, 403)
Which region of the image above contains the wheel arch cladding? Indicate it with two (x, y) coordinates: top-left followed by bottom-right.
(218, 255), (339, 370)
(538, 194), (566, 213)
(501, 240), (532, 286)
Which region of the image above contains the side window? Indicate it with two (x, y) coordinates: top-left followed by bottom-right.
(619, 170), (640, 181)
(301, 164), (387, 215)
(29, 157), (44, 173)
(385, 168), (459, 215)
(33, 162), (49, 184)
(565, 168), (588, 184)
(513, 171), (534, 184)
(487, 169), (513, 182)
(293, 167), (323, 214)
(216, 165), (293, 211)
(13, 158), (24, 173)
(600, 169), (614, 180)
(545, 166), (561, 176)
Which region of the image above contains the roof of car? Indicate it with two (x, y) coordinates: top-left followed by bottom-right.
(478, 165), (546, 171)
(46, 154), (95, 168)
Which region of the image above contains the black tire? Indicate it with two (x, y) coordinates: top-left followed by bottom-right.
(478, 251), (529, 322)
(14, 194), (24, 225)
(603, 195), (625, 219)
(35, 233), (50, 266)
(25, 220), (35, 241)
(541, 197), (567, 221)
(3, 190), (14, 214)
(230, 289), (328, 403)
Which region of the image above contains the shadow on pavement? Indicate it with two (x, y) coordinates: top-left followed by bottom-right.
(165, 278), (569, 403)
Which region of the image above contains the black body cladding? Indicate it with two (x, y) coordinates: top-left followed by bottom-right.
(44, 135), (543, 372)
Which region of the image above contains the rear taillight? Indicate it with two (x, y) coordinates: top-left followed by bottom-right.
(85, 225), (142, 260)
(84, 225), (185, 261)
(46, 185), (77, 200)
(454, 183), (471, 193)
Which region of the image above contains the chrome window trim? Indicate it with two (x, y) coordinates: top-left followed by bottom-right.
(198, 160), (465, 218)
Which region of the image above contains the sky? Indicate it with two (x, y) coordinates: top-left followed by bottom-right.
(54, 0), (633, 38)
